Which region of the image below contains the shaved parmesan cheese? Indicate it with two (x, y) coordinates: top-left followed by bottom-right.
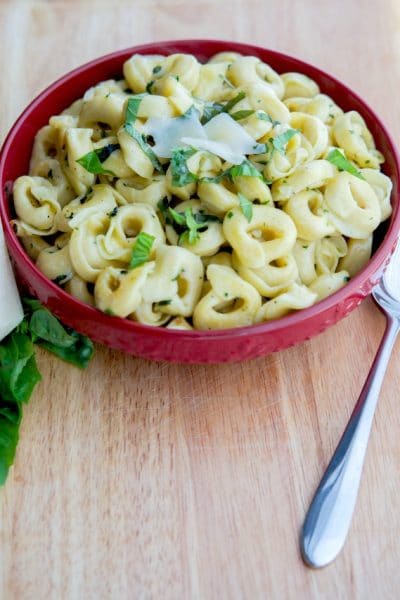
(143, 110), (265, 164)
(143, 113), (206, 158)
(203, 113), (266, 155)
(180, 137), (246, 164)
(0, 224), (23, 341)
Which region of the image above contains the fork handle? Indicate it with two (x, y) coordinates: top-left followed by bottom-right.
(301, 316), (400, 568)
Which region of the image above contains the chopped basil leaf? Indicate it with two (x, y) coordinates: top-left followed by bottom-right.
(76, 143), (119, 176)
(182, 105), (200, 119)
(326, 148), (365, 180)
(201, 159), (264, 184)
(271, 129), (299, 155)
(124, 122), (163, 173)
(126, 95), (146, 125)
(229, 159), (263, 179)
(229, 109), (255, 121)
(200, 101), (224, 124)
(238, 193), (253, 222)
(107, 206), (118, 218)
(95, 143), (120, 163)
(124, 97), (163, 172)
(129, 232), (155, 269)
(200, 91), (246, 124)
(146, 80), (155, 94)
(193, 211), (220, 224)
(167, 207), (216, 245)
(257, 111), (280, 126)
(168, 207), (187, 226)
(152, 65), (162, 74)
(157, 197), (170, 220)
(51, 273), (73, 286)
(256, 111), (270, 122)
(157, 299), (172, 306)
(184, 208), (201, 244)
(170, 147), (198, 187)
(222, 91), (246, 114)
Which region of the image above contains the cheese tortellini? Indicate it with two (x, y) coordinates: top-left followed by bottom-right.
(12, 50), (392, 330)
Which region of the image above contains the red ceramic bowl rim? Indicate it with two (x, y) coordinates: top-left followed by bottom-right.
(1, 39), (400, 342)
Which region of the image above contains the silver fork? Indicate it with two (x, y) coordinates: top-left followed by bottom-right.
(301, 237), (400, 568)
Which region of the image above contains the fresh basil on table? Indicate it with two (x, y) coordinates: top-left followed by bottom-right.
(0, 299), (94, 485)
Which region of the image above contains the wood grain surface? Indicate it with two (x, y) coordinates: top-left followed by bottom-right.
(1, 1), (400, 598)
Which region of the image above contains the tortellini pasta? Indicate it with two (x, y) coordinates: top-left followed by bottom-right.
(11, 50), (392, 330)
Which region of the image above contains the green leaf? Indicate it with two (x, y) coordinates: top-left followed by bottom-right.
(257, 111), (280, 126)
(168, 207), (186, 226)
(38, 332), (94, 369)
(95, 143), (120, 163)
(52, 273), (73, 286)
(271, 129), (299, 155)
(257, 111), (271, 122)
(129, 232), (155, 269)
(200, 159), (263, 184)
(222, 91), (246, 114)
(146, 80), (155, 94)
(193, 212), (220, 224)
(184, 208), (201, 244)
(76, 144), (119, 176)
(170, 147), (198, 187)
(326, 148), (365, 179)
(182, 105), (200, 119)
(168, 207), (205, 246)
(124, 95), (163, 172)
(0, 401), (22, 486)
(126, 95), (146, 125)
(22, 297), (42, 313)
(124, 122), (164, 173)
(22, 297), (95, 369)
(0, 298), (95, 485)
(230, 110), (255, 121)
(157, 197), (170, 220)
(229, 159), (263, 179)
(0, 333), (41, 404)
(76, 152), (114, 176)
(200, 101), (224, 125)
(200, 92), (246, 124)
(238, 193), (253, 223)
(29, 309), (76, 348)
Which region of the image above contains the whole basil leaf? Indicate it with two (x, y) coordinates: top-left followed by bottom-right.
(0, 298), (95, 487)
(37, 331), (94, 369)
(0, 333), (41, 404)
(0, 401), (22, 486)
(29, 309), (76, 348)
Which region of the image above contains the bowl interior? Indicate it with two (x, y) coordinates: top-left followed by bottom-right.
(1, 39), (399, 349)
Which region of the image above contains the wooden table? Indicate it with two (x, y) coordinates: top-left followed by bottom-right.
(1, 1), (400, 598)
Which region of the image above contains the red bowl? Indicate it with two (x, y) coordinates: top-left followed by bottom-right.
(1, 40), (399, 363)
